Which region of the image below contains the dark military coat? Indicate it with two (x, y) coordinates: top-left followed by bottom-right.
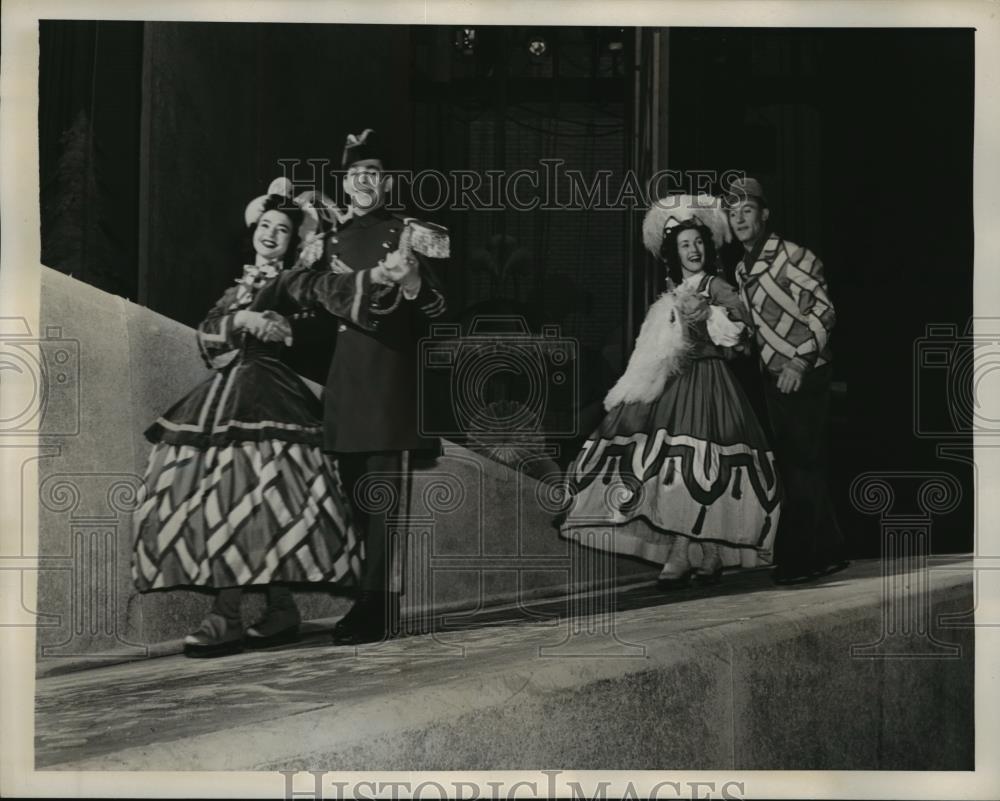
(279, 208), (448, 453)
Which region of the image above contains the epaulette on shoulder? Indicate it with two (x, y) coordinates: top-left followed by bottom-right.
(399, 216), (450, 259)
(388, 212), (417, 230)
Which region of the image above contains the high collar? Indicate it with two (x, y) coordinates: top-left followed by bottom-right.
(345, 206), (392, 229)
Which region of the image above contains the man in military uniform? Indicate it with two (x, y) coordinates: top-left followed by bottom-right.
(277, 129), (448, 644)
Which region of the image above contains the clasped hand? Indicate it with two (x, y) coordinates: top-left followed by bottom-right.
(235, 310), (293, 345)
(371, 249), (421, 295)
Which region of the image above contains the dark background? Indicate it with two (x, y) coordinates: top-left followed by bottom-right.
(38, 22), (975, 557)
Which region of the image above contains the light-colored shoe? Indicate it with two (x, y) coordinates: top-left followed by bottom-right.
(694, 542), (724, 585)
(657, 541), (693, 589)
(183, 612), (244, 658)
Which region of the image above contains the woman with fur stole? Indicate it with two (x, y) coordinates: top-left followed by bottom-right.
(559, 195), (781, 587)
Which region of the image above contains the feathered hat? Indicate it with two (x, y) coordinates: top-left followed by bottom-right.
(642, 194), (731, 260)
(342, 128), (385, 169)
(243, 177), (320, 241)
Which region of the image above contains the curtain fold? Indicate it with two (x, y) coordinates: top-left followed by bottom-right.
(39, 20), (143, 300)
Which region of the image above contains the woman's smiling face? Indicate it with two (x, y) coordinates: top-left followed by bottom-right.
(253, 209), (294, 262)
(676, 228), (706, 274)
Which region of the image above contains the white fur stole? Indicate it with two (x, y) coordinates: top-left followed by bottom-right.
(603, 291), (690, 411)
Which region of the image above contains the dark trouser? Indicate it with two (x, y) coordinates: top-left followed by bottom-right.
(337, 451), (403, 593)
(762, 362), (846, 572)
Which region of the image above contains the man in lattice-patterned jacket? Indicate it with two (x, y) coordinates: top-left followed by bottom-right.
(726, 176), (849, 585)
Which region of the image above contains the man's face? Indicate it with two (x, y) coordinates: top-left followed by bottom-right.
(344, 162), (391, 211)
(727, 198), (769, 246)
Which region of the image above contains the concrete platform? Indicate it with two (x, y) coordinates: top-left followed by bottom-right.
(34, 557), (975, 771)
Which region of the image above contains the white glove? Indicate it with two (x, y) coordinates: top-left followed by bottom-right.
(706, 305), (745, 347)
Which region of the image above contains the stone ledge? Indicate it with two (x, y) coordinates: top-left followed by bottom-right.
(35, 557), (974, 771)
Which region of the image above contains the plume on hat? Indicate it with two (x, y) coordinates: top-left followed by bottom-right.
(642, 194), (731, 259)
(342, 128), (378, 168)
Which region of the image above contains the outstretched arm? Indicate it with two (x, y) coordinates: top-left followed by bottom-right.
(256, 265), (386, 330)
(365, 248), (448, 333)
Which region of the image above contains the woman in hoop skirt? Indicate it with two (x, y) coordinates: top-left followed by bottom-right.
(132, 178), (371, 656)
(559, 195), (781, 587)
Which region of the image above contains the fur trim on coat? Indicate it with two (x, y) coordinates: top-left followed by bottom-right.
(603, 291), (690, 411)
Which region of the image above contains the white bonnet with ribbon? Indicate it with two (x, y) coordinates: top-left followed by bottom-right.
(244, 177), (320, 241)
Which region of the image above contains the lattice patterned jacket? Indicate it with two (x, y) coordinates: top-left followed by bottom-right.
(735, 232), (836, 375)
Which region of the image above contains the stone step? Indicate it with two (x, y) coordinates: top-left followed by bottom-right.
(34, 557), (974, 771)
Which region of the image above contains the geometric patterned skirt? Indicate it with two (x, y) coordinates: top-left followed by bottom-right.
(131, 346), (363, 592)
(132, 440), (363, 591)
(559, 357), (781, 571)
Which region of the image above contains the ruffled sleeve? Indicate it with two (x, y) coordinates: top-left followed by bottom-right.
(705, 305), (744, 347)
(706, 275), (750, 324)
(704, 275), (748, 349)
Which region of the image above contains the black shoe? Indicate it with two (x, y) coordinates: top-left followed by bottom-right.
(772, 565), (817, 586)
(245, 624), (301, 650)
(332, 618), (391, 646)
(331, 606), (366, 645)
(331, 593), (368, 640)
(332, 591), (401, 646)
(245, 606), (301, 650)
(812, 559), (851, 579)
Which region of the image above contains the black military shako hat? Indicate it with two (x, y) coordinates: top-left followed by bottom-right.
(342, 128), (391, 170)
